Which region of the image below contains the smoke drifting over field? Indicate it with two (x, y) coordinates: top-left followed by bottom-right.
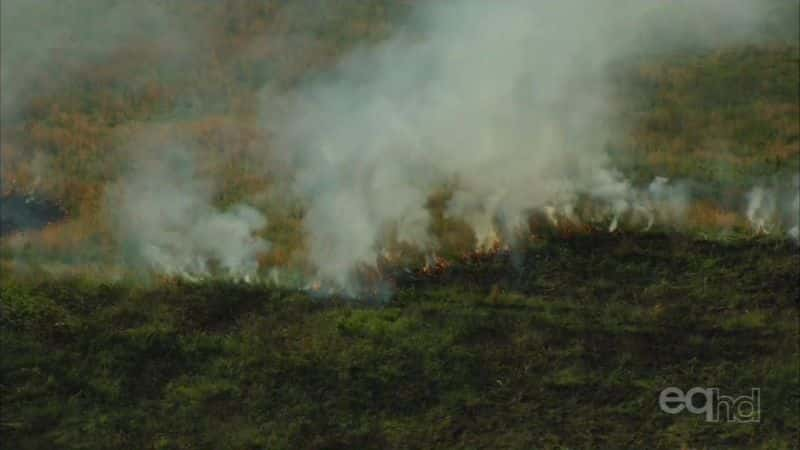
(109, 141), (269, 279)
(0, 0), (197, 123)
(263, 0), (789, 290)
(1, 0), (797, 290)
(745, 176), (800, 239)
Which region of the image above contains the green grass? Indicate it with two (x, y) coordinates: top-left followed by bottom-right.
(2, 233), (798, 449)
(2, 2), (799, 449)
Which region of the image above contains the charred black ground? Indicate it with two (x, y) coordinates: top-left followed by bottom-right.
(0, 194), (66, 236)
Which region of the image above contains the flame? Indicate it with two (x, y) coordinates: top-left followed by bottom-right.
(421, 254), (451, 276)
(476, 228), (502, 252)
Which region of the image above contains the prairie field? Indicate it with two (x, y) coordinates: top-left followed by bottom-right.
(1, 1), (798, 449)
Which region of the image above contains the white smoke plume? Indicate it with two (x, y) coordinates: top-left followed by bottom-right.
(745, 175), (800, 241)
(110, 144), (269, 280)
(1, 0), (793, 288)
(263, 0), (777, 291)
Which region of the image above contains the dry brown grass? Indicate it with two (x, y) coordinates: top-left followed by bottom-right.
(686, 200), (744, 230)
(1, 6), (797, 270)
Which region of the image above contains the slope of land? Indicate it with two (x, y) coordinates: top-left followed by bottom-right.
(1, 1), (799, 449)
(2, 233), (798, 449)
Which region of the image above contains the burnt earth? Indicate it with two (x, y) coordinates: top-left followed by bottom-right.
(0, 194), (67, 236)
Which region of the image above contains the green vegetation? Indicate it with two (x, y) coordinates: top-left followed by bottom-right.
(2, 1), (799, 448)
(2, 234), (798, 449)
(614, 44), (800, 187)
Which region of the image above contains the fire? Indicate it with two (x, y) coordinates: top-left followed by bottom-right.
(461, 238), (509, 263)
(421, 254), (451, 276)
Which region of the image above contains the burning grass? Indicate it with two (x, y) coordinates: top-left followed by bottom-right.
(1, 3), (798, 448)
(2, 192), (796, 295)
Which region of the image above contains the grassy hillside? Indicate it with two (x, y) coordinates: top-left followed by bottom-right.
(612, 44), (799, 191)
(1, 1), (798, 263)
(1, 1), (799, 449)
(2, 39), (799, 271)
(2, 233), (798, 449)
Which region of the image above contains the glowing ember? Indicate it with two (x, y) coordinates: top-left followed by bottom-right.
(421, 254), (451, 276)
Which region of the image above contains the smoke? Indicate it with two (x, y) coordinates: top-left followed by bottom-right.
(0, 0), (198, 124)
(263, 0), (779, 290)
(109, 141), (269, 280)
(1, 0), (795, 289)
(745, 175), (800, 240)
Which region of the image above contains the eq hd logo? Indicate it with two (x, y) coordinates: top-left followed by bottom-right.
(659, 387), (760, 423)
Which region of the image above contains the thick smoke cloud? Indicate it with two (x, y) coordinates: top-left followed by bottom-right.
(1, 0), (795, 289)
(109, 141), (269, 280)
(264, 0), (780, 290)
